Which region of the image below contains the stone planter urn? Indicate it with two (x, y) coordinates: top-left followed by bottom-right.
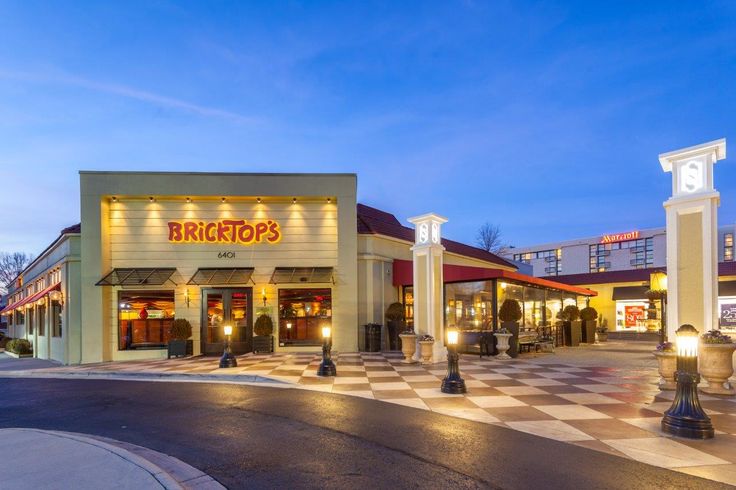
(494, 332), (513, 360)
(417, 338), (435, 364)
(596, 330), (608, 342)
(653, 350), (677, 390)
(699, 342), (736, 395)
(399, 333), (417, 364)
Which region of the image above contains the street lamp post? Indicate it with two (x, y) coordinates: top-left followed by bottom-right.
(219, 324), (238, 368)
(317, 326), (336, 377)
(661, 324), (713, 439)
(441, 329), (466, 394)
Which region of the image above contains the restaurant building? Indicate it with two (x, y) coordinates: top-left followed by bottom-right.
(2, 171), (595, 364)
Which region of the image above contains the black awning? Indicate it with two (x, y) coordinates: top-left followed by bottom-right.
(187, 268), (255, 285)
(96, 268), (177, 286)
(270, 267), (334, 284)
(612, 286), (649, 301)
(719, 280), (736, 297)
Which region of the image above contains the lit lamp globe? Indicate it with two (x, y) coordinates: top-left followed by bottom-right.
(661, 324), (713, 439)
(317, 325), (336, 377)
(219, 324), (237, 368)
(441, 329), (466, 394)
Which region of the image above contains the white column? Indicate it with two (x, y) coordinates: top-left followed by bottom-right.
(408, 213), (447, 363)
(659, 139), (726, 339)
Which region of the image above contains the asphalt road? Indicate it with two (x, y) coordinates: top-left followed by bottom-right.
(0, 378), (727, 489)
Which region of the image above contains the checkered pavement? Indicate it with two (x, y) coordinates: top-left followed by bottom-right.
(30, 350), (736, 486)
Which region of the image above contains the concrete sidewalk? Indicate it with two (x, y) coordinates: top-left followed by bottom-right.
(0, 428), (224, 489)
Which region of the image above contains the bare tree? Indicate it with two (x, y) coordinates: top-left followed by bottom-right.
(0, 252), (33, 294)
(476, 222), (508, 255)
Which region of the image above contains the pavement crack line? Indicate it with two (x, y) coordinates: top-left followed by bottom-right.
(226, 403), (501, 489)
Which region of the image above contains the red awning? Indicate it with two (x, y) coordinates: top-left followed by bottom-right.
(392, 260), (597, 297)
(0, 283), (60, 315)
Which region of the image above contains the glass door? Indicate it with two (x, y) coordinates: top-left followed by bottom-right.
(201, 288), (253, 355)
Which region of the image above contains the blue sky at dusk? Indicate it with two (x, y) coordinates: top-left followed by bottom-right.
(1, 1), (735, 255)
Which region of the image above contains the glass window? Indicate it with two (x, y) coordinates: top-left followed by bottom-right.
(27, 308), (34, 334)
(445, 281), (494, 332)
(118, 290), (175, 350)
(38, 305), (46, 337)
(403, 287), (414, 328)
(279, 289), (331, 346)
(51, 301), (63, 337)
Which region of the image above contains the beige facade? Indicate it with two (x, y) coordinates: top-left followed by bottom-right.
(80, 172), (358, 362)
(2, 229), (81, 364)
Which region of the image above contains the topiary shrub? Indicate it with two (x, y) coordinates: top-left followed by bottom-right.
(498, 299), (522, 323)
(385, 302), (405, 322)
(580, 306), (597, 322)
(168, 319), (192, 340)
(560, 305), (580, 322)
(7, 338), (32, 355)
(254, 314), (274, 337)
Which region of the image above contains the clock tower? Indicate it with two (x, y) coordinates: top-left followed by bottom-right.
(660, 138), (726, 339)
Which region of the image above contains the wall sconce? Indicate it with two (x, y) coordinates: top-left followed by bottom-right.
(184, 288), (190, 308)
(221, 197), (227, 203)
(256, 197), (262, 203)
(111, 196), (118, 202)
(186, 197), (192, 203)
(261, 288), (267, 307)
(49, 290), (63, 305)
(292, 197), (297, 204)
(149, 196), (155, 202)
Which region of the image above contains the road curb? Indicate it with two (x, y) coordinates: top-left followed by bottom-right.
(4, 428), (225, 489)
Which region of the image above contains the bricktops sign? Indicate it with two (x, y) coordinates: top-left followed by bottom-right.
(168, 219), (281, 245)
(601, 230), (640, 244)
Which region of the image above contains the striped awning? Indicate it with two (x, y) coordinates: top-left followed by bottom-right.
(96, 268), (177, 286)
(0, 282), (60, 315)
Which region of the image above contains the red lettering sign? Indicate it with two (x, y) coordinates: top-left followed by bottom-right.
(601, 230), (640, 244)
(167, 219), (282, 246)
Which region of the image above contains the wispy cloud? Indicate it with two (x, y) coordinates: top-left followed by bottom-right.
(0, 68), (260, 125)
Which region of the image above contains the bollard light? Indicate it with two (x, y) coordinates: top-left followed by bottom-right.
(661, 324), (713, 439)
(219, 324), (237, 368)
(441, 328), (466, 394)
(317, 325), (336, 377)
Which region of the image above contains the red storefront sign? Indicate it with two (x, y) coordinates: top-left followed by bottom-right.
(625, 305), (645, 327)
(167, 219), (281, 245)
(601, 230), (640, 243)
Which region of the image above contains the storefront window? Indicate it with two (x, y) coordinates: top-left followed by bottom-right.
(51, 301), (63, 337)
(38, 305), (46, 337)
(545, 291), (562, 325)
(615, 300), (647, 331)
(523, 287), (545, 328)
(403, 287), (414, 328)
(445, 281), (494, 332)
(118, 291), (175, 350)
(279, 289), (331, 346)
(27, 308), (34, 335)
(719, 297), (736, 333)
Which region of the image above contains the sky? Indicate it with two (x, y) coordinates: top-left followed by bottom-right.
(1, 1), (735, 256)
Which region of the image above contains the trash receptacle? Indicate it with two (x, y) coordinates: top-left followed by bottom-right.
(364, 323), (382, 352)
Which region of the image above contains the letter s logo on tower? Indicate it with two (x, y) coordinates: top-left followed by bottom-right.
(680, 160), (703, 193)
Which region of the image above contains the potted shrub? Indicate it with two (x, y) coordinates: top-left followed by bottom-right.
(167, 319), (193, 359)
(699, 330), (735, 395)
(399, 327), (417, 364)
(417, 334), (435, 364)
(385, 302), (405, 351)
(653, 341), (676, 390)
(253, 314), (275, 353)
(560, 305), (581, 347)
(493, 327), (513, 360)
(580, 306), (598, 344)
(596, 316), (609, 343)
(5, 338), (32, 358)
(498, 298), (522, 358)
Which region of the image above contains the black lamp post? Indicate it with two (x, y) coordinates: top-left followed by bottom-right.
(317, 326), (336, 377)
(441, 329), (466, 394)
(661, 324), (713, 439)
(219, 324), (238, 368)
